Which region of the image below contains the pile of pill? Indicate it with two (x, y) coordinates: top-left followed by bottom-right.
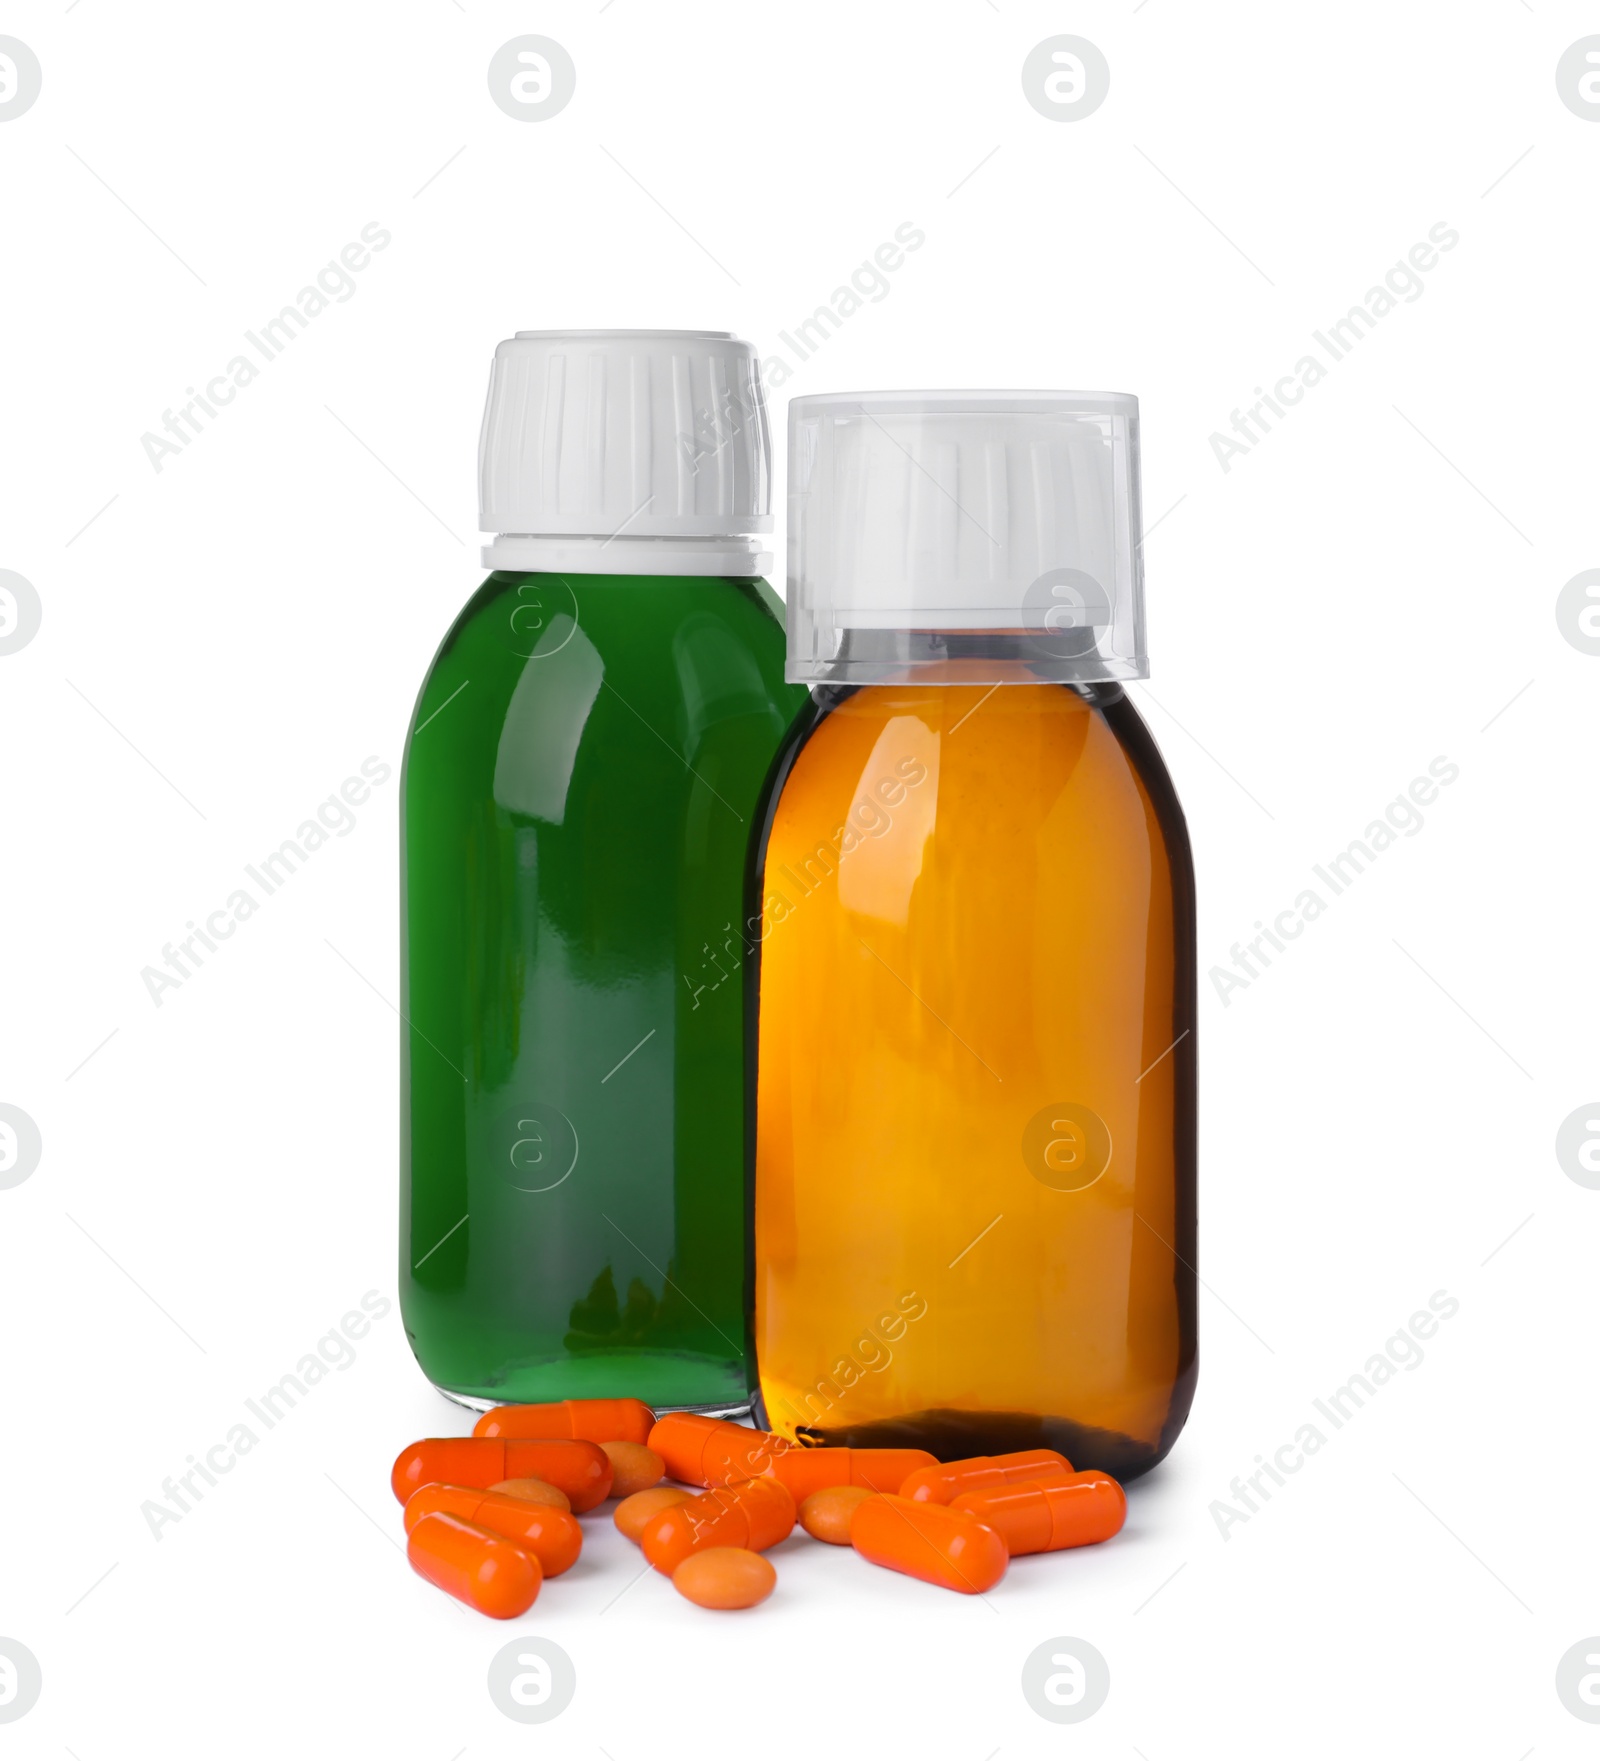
(392, 1402), (1127, 1616)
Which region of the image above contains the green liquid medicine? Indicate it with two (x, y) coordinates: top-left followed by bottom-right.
(400, 331), (803, 1412)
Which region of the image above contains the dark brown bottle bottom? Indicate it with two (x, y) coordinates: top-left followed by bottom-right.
(762, 1369), (1197, 1482)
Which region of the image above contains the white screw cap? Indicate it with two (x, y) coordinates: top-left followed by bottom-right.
(479, 330), (772, 559)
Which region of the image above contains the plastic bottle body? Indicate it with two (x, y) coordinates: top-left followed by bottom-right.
(750, 669), (1196, 1479)
(401, 569), (804, 1412)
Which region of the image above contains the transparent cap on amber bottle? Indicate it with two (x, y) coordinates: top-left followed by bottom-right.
(786, 391), (1148, 684)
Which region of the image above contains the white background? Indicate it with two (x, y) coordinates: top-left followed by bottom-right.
(3, 2), (1598, 1754)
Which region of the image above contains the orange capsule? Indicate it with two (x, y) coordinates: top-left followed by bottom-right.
(764, 1446), (937, 1502)
(899, 1449), (1074, 1505)
(949, 1471), (1126, 1555)
(403, 1485), (583, 1576)
(473, 1397), (656, 1446)
(849, 1493), (1008, 1594)
(640, 1476), (796, 1574)
(647, 1413), (789, 1487)
(390, 1437), (613, 1511)
(407, 1512), (541, 1618)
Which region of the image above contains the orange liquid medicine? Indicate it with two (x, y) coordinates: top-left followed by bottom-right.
(752, 394), (1197, 1481)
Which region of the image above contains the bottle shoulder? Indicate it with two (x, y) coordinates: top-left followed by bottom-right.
(431, 571), (789, 664)
(765, 679), (1191, 868)
(408, 573), (800, 730)
(404, 573), (806, 792)
(1097, 689), (1193, 870)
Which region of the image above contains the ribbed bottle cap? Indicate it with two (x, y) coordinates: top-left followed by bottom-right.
(787, 391), (1148, 683)
(478, 330), (772, 574)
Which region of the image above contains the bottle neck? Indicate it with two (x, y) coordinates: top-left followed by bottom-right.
(482, 532), (771, 577)
(791, 624), (1146, 686)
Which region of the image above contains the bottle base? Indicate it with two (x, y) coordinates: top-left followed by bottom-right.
(430, 1382), (756, 1424)
(754, 1402), (1183, 1483)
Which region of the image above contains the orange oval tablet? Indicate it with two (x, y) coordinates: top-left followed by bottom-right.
(647, 1414), (788, 1487)
(601, 1441), (664, 1498)
(487, 1477), (571, 1511)
(672, 1547), (776, 1610)
(614, 1486), (696, 1543)
(850, 1494), (1008, 1594)
(766, 1447), (937, 1502)
(391, 1437), (613, 1511)
(798, 1484), (875, 1544)
(404, 1484), (583, 1576)
(950, 1472), (1126, 1555)
(641, 1476), (796, 1574)
(473, 1398), (656, 1445)
(407, 1512), (541, 1618)
(899, 1449), (1074, 1505)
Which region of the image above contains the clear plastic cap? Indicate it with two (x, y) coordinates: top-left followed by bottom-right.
(786, 391), (1148, 684)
